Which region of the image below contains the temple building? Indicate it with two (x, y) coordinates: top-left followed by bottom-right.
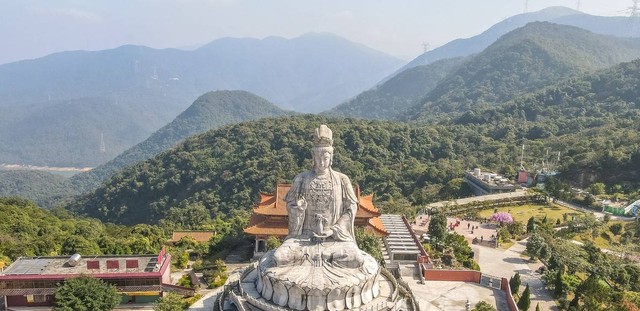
(244, 183), (388, 256)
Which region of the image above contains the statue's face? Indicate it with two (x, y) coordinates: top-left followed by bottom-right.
(313, 150), (332, 174)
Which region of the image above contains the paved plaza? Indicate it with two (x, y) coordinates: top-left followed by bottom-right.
(406, 277), (508, 311)
(412, 215), (558, 311)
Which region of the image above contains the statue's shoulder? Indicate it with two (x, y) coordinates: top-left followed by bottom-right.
(292, 171), (313, 183)
(332, 170), (352, 183)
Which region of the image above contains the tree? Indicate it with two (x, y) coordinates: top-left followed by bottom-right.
(265, 235), (282, 251)
(355, 228), (383, 263)
(535, 303), (540, 311)
(490, 212), (513, 225)
(428, 210), (447, 247)
(526, 233), (547, 259)
(54, 276), (120, 311)
(517, 284), (531, 311)
(527, 216), (536, 233)
(510, 272), (521, 295)
(589, 182), (606, 195)
(554, 269), (565, 299)
(472, 301), (496, 311)
(153, 292), (187, 311)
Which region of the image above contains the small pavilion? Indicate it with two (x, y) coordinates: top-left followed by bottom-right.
(244, 183), (388, 257)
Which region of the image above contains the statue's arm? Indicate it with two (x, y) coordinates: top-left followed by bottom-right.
(329, 173), (358, 241)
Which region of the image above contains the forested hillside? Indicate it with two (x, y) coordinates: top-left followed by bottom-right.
(69, 116), (487, 225)
(70, 90), (292, 193)
(329, 57), (465, 119)
(0, 171), (74, 208)
(0, 197), (166, 263)
(69, 57), (640, 226)
(450, 59), (640, 185)
(409, 22), (640, 120)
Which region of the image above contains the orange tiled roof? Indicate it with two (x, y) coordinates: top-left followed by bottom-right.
(358, 194), (379, 214)
(244, 213), (289, 236)
(254, 184), (380, 218)
(254, 184), (290, 216)
(367, 217), (388, 236)
(258, 193), (276, 205)
(170, 231), (215, 242)
(356, 206), (378, 218)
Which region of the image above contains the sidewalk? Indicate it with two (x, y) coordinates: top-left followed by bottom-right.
(475, 239), (558, 311)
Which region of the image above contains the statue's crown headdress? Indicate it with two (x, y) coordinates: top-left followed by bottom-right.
(314, 125), (333, 148)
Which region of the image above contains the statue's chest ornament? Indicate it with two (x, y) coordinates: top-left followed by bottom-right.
(307, 176), (333, 210)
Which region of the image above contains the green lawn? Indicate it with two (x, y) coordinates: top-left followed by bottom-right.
(477, 204), (583, 224)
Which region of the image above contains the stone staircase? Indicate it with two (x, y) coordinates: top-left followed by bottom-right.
(480, 274), (502, 289)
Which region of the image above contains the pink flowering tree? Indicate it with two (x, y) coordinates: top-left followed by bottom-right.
(491, 212), (513, 226)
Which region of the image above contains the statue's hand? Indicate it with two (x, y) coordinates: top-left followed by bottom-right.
(296, 197), (307, 210)
(313, 228), (334, 239)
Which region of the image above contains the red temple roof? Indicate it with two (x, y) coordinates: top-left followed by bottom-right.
(245, 184), (387, 237)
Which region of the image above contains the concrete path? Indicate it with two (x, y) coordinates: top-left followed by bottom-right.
(475, 239), (558, 310)
(187, 263), (249, 311)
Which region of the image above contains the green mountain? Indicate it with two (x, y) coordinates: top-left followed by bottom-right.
(410, 22), (640, 120)
(0, 171), (74, 208)
(70, 90), (292, 193)
(0, 95), (170, 167)
(452, 59), (640, 185)
(67, 116), (481, 225)
(0, 33), (401, 167)
(397, 7), (640, 76)
(328, 57), (466, 120)
(0, 197), (166, 261)
(68, 58), (640, 226)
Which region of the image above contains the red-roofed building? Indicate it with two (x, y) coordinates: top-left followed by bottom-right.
(170, 231), (216, 243)
(0, 250), (194, 308)
(244, 184), (388, 256)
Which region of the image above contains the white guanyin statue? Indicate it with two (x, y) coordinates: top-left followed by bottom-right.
(256, 125), (380, 311)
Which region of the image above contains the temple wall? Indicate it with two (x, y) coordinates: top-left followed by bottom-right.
(500, 277), (518, 311)
(423, 269), (481, 283)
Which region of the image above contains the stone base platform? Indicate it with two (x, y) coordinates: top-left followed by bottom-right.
(230, 265), (407, 311)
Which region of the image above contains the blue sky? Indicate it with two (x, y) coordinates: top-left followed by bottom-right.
(0, 0), (633, 64)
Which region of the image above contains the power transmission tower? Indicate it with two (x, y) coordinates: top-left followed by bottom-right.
(100, 133), (106, 153)
(422, 42), (430, 65)
(524, 0), (529, 13)
(632, 0), (640, 17)
(576, 0), (581, 11)
(629, 0), (640, 36)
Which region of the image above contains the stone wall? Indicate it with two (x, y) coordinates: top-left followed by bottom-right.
(500, 277), (518, 311)
(423, 269), (481, 283)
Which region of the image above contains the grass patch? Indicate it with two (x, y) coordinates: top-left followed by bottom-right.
(499, 240), (516, 249)
(477, 204), (583, 224)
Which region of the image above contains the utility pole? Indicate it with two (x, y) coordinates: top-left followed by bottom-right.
(422, 42), (430, 65)
(100, 133), (106, 153)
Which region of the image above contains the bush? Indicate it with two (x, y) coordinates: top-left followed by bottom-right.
(472, 301), (496, 311)
(610, 223), (623, 236)
(210, 274), (228, 288)
(154, 292), (187, 311)
(177, 274), (193, 288)
(54, 276), (120, 311)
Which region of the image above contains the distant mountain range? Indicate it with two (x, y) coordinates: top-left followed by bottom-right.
(328, 57), (466, 119)
(409, 22), (640, 120)
(395, 7), (640, 77)
(0, 33), (401, 167)
(70, 90), (292, 193)
(331, 22), (640, 120)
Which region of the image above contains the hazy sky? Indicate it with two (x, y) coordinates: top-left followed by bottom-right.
(0, 0), (634, 65)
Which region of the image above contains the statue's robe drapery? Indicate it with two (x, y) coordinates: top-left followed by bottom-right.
(284, 168), (358, 241)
